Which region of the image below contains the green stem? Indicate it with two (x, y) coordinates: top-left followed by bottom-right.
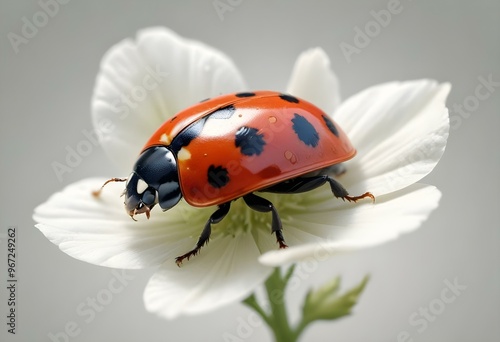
(243, 267), (300, 342)
(264, 268), (296, 342)
(242, 293), (273, 328)
(243, 266), (369, 342)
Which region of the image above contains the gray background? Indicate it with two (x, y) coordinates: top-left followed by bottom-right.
(1, 1), (499, 341)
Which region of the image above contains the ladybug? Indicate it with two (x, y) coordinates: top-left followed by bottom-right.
(94, 91), (374, 266)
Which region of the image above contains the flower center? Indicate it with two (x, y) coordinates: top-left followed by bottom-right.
(214, 192), (309, 238)
(173, 187), (332, 252)
(218, 198), (269, 237)
(174, 188), (331, 248)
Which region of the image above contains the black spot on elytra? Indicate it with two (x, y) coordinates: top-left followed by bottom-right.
(235, 126), (266, 156)
(169, 115), (178, 122)
(170, 117), (207, 152)
(207, 165), (230, 188)
(292, 113), (319, 147)
(279, 94), (299, 103)
(209, 105), (236, 120)
(322, 115), (339, 137)
(235, 92), (256, 98)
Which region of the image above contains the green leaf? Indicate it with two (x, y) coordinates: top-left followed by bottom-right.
(301, 275), (369, 324)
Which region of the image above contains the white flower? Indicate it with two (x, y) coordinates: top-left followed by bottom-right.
(33, 27), (450, 319)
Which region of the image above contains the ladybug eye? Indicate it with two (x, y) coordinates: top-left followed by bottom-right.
(136, 178), (148, 194)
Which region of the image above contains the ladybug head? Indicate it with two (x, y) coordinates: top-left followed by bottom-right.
(124, 146), (182, 219)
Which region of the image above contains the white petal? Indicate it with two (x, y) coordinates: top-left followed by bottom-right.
(91, 27), (247, 170)
(144, 233), (272, 319)
(33, 178), (208, 269)
(334, 80), (450, 196)
(259, 183), (441, 266)
(286, 48), (341, 113)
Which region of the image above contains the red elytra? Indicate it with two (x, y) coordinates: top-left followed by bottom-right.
(143, 90), (356, 207)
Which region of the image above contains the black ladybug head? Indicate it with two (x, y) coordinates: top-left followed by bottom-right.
(124, 146), (182, 219)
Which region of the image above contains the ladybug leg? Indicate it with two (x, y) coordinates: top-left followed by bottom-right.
(243, 193), (287, 249)
(263, 176), (374, 202)
(175, 202), (231, 267)
(325, 177), (375, 202)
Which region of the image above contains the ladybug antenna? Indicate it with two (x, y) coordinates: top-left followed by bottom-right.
(92, 178), (127, 198)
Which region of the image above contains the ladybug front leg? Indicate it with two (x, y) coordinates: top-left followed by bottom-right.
(175, 202), (231, 267)
(243, 193), (288, 249)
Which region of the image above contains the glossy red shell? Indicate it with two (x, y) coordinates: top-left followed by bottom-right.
(143, 91), (355, 207)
